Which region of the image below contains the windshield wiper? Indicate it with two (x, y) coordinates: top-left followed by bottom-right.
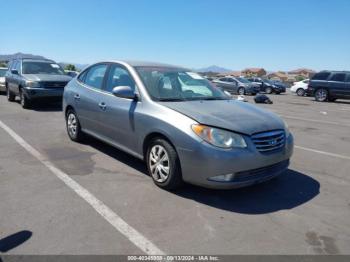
(158, 98), (187, 102)
(196, 97), (227, 101)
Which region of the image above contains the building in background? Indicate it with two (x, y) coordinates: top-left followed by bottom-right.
(242, 68), (267, 77)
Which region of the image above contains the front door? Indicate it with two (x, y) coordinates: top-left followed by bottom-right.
(98, 63), (140, 152)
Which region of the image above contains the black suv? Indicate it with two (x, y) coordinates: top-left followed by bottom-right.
(307, 71), (350, 102)
(5, 58), (72, 108)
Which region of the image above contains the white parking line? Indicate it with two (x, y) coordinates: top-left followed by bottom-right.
(295, 145), (350, 160)
(0, 120), (165, 255)
(279, 115), (350, 127)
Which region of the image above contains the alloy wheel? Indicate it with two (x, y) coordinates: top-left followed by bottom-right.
(297, 88), (305, 96)
(67, 113), (78, 138)
(148, 145), (170, 183)
(315, 89), (327, 102)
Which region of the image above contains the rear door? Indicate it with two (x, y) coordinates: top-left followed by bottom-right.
(73, 63), (109, 134)
(7, 60), (18, 92)
(328, 73), (347, 97)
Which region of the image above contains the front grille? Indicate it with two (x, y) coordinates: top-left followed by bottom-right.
(252, 130), (285, 152)
(41, 81), (68, 89)
(233, 160), (289, 182)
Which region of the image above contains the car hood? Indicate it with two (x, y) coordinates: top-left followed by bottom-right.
(0, 77), (5, 82)
(159, 100), (285, 135)
(23, 74), (72, 82)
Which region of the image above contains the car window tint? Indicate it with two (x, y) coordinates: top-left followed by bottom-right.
(330, 73), (346, 82)
(313, 72), (331, 80)
(84, 64), (108, 89)
(346, 74), (350, 82)
(105, 64), (136, 93)
(11, 61), (17, 71)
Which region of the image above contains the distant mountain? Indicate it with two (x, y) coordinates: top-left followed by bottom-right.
(0, 52), (47, 62)
(195, 65), (232, 73)
(59, 62), (90, 71)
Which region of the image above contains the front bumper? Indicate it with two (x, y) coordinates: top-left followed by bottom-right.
(23, 87), (64, 100)
(178, 133), (294, 189)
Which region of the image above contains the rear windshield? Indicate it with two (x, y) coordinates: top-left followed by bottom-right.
(22, 61), (65, 75)
(312, 72), (331, 80)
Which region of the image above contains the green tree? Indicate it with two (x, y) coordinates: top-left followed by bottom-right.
(295, 75), (306, 81)
(65, 64), (77, 71)
(0, 62), (7, 67)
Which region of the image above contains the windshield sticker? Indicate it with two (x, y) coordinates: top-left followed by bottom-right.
(51, 64), (60, 68)
(186, 72), (204, 80)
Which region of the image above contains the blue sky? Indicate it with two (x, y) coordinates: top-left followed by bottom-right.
(1, 0), (349, 71)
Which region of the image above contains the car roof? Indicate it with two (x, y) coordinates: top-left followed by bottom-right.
(318, 70), (350, 74)
(99, 60), (189, 70)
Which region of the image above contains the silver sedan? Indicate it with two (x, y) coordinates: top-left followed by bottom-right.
(63, 61), (293, 190)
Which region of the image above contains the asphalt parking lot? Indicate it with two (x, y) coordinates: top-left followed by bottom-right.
(0, 90), (350, 255)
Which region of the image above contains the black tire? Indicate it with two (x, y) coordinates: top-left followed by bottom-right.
(265, 87), (272, 94)
(315, 88), (328, 102)
(66, 109), (84, 142)
(296, 88), (305, 96)
(19, 89), (31, 109)
(237, 87), (245, 95)
(146, 138), (183, 190)
(275, 91), (281, 95)
(6, 86), (16, 102)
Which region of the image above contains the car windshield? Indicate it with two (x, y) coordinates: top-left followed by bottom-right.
(135, 67), (230, 101)
(0, 69), (7, 77)
(237, 77), (250, 83)
(22, 61), (66, 75)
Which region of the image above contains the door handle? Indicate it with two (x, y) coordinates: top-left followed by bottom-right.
(74, 94), (80, 100)
(98, 102), (107, 111)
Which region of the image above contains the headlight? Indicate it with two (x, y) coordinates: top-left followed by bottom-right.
(283, 120), (290, 137)
(25, 80), (40, 88)
(191, 124), (247, 149)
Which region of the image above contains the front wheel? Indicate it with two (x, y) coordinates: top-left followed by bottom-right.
(6, 86), (16, 102)
(66, 109), (84, 142)
(315, 88), (328, 102)
(296, 88), (305, 96)
(20, 89), (31, 109)
(146, 138), (183, 190)
(265, 87), (272, 94)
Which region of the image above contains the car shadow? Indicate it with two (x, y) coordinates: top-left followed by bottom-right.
(81, 136), (319, 215)
(172, 169), (320, 214)
(30, 101), (63, 112)
(82, 135), (148, 175)
(0, 230), (32, 253)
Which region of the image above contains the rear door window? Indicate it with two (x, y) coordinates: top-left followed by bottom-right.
(83, 64), (108, 89)
(329, 73), (346, 82)
(312, 72), (331, 80)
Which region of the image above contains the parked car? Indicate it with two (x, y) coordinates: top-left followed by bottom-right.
(212, 76), (259, 95)
(290, 79), (309, 96)
(5, 58), (72, 108)
(63, 61), (293, 190)
(0, 67), (7, 92)
(247, 77), (285, 94)
(65, 70), (79, 78)
(307, 71), (350, 102)
(270, 80), (288, 90)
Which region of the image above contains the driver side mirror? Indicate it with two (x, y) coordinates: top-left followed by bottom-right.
(112, 86), (138, 100)
(11, 69), (19, 75)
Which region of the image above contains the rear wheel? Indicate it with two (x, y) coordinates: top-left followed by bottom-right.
(237, 87), (245, 95)
(146, 138), (183, 190)
(296, 88), (305, 96)
(6, 86), (15, 102)
(66, 109), (84, 142)
(20, 89), (31, 109)
(315, 88), (328, 102)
